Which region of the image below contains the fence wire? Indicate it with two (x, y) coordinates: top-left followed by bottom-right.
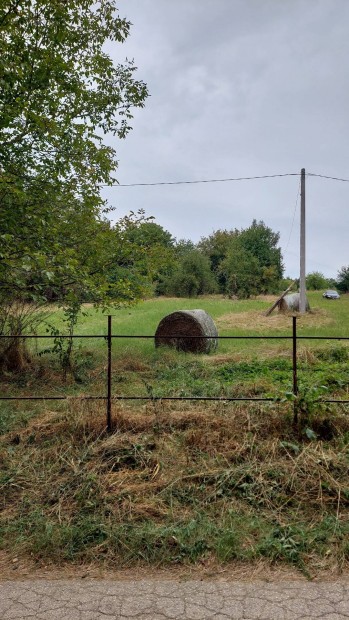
(1, 316), (349, 432)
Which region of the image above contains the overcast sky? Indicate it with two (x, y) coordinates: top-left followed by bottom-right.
(103, 0), (349, 278)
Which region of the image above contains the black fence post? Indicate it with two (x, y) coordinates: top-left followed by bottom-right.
(107, 315), (112, 432)
(292, 316), (298, 425)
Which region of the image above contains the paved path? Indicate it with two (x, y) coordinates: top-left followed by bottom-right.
(1, 579), (349, 619)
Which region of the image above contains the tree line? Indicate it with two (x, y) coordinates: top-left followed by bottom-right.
(131, 219), (283, 299)
(112, 220), (347, 299)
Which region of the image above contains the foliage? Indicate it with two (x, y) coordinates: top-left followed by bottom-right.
(0, 0), (147, 186)
(280, 277), (296, 289)
(161, 250), (217, 297)
(174, 238), (196, 258)
(0, 300), (49, 371)
(0, 0), (149, 368)
(44, 299), (83, 380)
(326, 277), (338, 290)
(154, 238), (198, 295)
(120, 222), (177, 296)
(219, 238), (261, 298)
(282, 383), (330, 433)
(239, 220), (283, 275)
(198, 229), (238, 289)
(125, 222), (175, 249)
(198, 221), (283, 298)
(0, 204), (157, 370)
(337, 266), (349, 293)
(306, 271), (329, 290)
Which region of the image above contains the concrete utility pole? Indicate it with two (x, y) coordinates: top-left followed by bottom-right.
(299, 168), (306, 313)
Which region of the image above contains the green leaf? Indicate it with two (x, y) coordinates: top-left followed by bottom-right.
(305, 428), (317, 440)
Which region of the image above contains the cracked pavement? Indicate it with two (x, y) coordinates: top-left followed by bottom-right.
(1, 579), (349, 619)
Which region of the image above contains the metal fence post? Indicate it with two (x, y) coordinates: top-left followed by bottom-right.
(107, 315), (112, 432)
(292, 316), (298, 425)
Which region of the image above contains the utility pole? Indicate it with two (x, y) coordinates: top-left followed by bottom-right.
(299, 168), (306, 313)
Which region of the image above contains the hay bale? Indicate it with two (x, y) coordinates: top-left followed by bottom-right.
(278, 293), (310, 313)
(155, 309), (218, 353)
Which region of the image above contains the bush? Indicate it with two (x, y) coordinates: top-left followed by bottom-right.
(337, 266), (349, 293)
(306, 271), (329, 290)
(162, 251), (217, 297)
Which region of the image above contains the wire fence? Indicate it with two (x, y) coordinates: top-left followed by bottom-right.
(1, 315), (349, 432)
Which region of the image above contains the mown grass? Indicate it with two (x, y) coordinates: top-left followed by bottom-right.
(1, 400), (349, 574)
(1, 293), (349, 574)
(39, 290), (349, 356)
(7, 291), (346, 402)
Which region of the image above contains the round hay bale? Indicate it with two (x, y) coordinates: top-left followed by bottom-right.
(278, 293), (310, 313)
(155, 309), (218, 353)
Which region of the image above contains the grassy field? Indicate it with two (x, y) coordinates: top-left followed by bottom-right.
(43, 290), (349, 347)
(4, 291), (349, 403)
(1, 293), (349, 575)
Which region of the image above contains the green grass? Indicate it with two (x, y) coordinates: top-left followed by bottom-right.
(40, 296), (263, 357)
(2, 292), (349, 420)
(40, 290), (349, 350)
(18, 292), (345, 399)
(15, 292), (347, 403)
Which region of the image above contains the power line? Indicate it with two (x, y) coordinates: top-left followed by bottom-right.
(100, 170), (349, 188)
(101, 172), (300, 187)
(308, 172), (349, 183)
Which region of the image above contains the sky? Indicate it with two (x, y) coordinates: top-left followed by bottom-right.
(103, 0), (349, 278)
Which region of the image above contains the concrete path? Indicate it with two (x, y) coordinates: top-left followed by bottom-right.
(1, 579), (349, 619)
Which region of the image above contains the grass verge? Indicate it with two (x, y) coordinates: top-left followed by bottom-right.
(1, 398), (349, 575)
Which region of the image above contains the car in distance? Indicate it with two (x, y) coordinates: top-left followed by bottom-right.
(322, 290), (340, 299)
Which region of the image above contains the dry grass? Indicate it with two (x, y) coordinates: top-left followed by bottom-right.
(2, 397), (349, 575)
(216, 308), (333, 332)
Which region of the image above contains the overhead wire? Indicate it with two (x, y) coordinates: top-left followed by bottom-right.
(308, 172), (349, 183)
(101, 172), (300, 187)
(100, 171), (349, 188)
(98, 169), (346, 277)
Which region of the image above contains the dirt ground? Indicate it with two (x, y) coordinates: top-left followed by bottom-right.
(2, 550), (349, 583)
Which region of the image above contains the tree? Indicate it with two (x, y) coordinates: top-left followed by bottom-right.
(154, 238), (196, 296)
(306, 271), (329, 291)
(239, 220), (284, 282)
(337, 266), (349, 293)
(174, 239), (196, 258)
(0, 0), (148, 369)
(0, 0), (148, 285)
(0, 0), (147, 189)
(198, 229), (238, 271)
(125, 222), (175, 250)
(198, 222), (283, 295)
(0, 204), (155, 371)
(219, 238), (261, 299)
(110, 222), (177, 296)
(163, 250), (217, 298)
(198, 229), (238, 291)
